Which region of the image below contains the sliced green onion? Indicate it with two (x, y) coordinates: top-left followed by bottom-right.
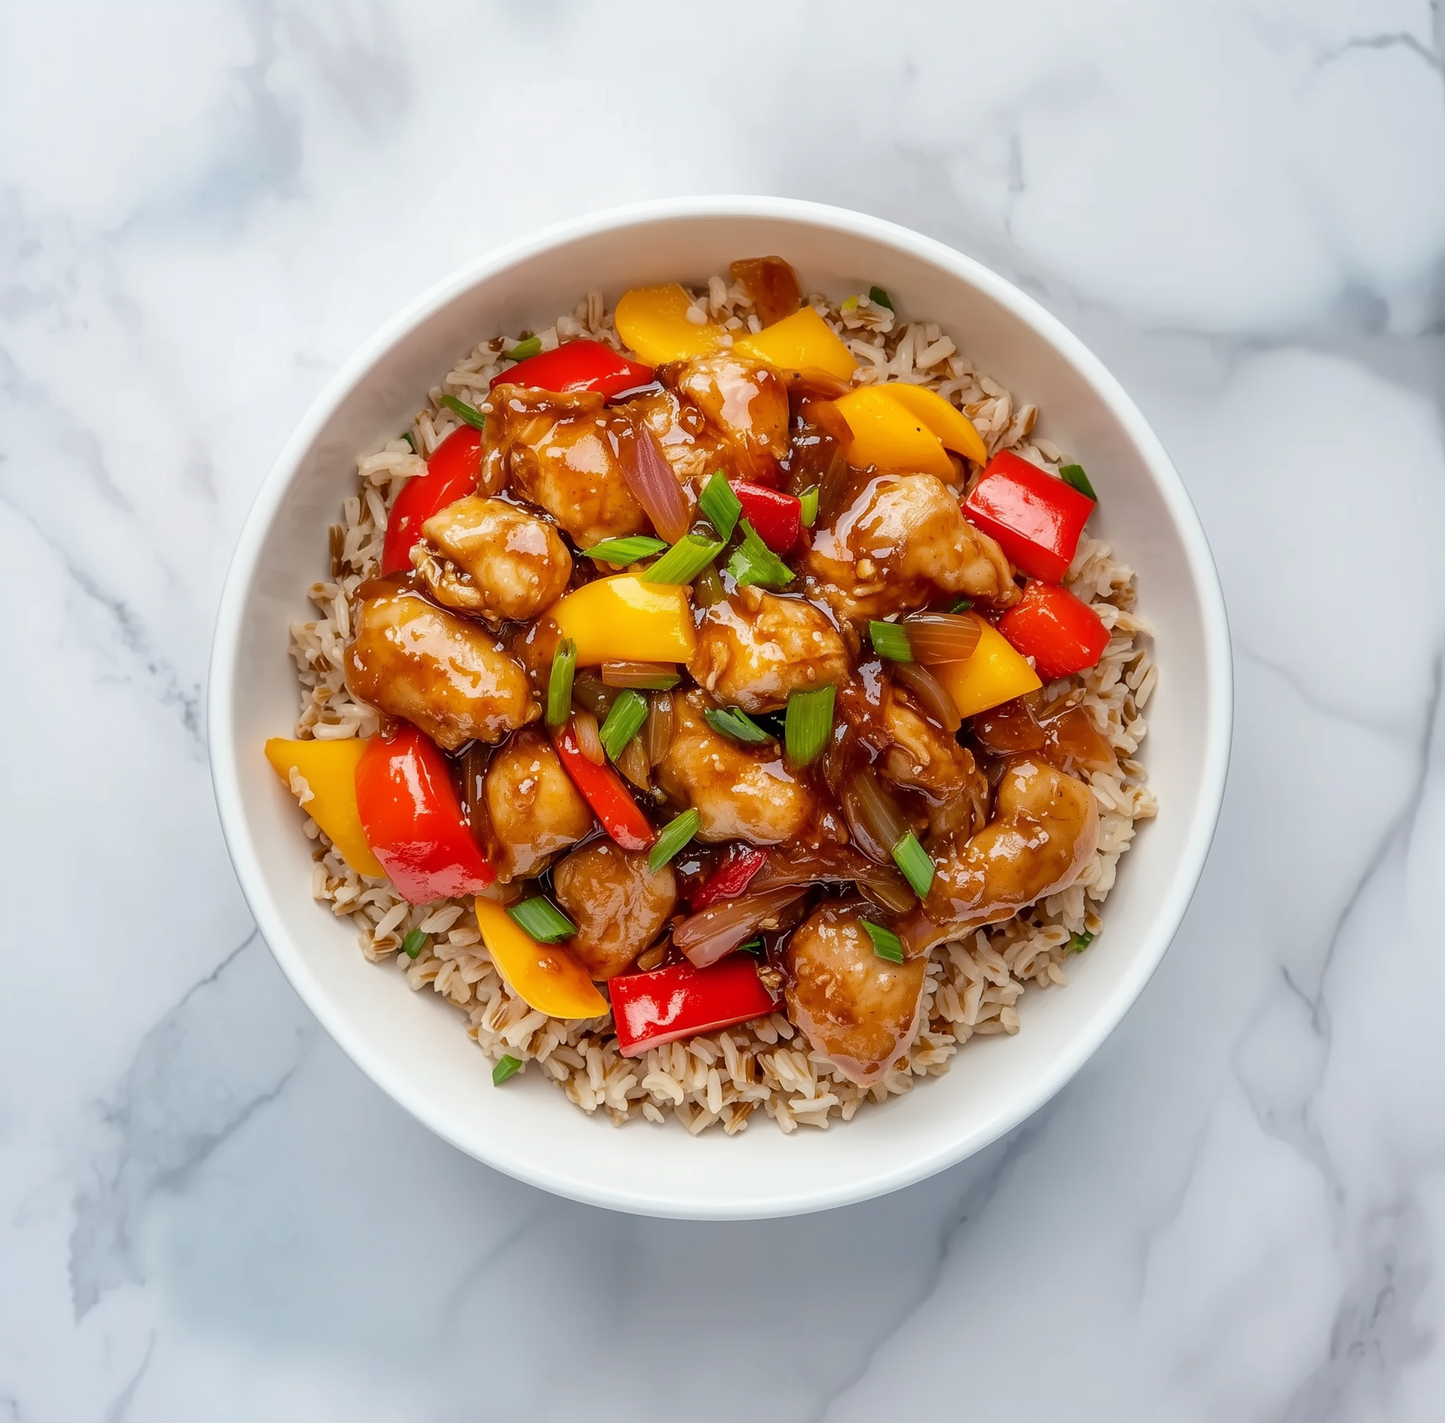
(1069, 930), (1095, 954)
(401, 928), (427, 959)
(399, 431), (416, 452)
(704, 706), (772, 745)
(507, 896), (577, 943)
(439, 394), (486, 430)
(891, 831), (935, 900)
(799, 485), (820, 528)
(736, 937), (763, 955)
(862, 920), (904, 963)
(492, 1054), (524, 1085)
(868, 285), (894, 312)
(697, 472), (742, 540)
(599, 689), (649, 761)
(642, 533), (724, 585)
(726, 520), (794, 589)
(950, 597), (974, 614)
(784, 684), (835, 766)
(581, 535), (668, 565)
(693, 564), (727, 607)
(546, 638), (576, 728)
(1059, 463), (1097, 500)
(648, 808), (701, 873)
(869, 620), (913, 662)
(506, 335), (543, 361)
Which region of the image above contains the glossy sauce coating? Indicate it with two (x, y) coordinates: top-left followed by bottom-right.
(552, 841), (678, 980)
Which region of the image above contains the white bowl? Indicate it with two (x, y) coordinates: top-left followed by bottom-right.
(209, 197), (1231, 1219)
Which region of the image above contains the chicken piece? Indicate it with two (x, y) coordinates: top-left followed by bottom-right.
(482, 385), (650, 549)
(660, 353), (791, 484)
(784, 900), (927, 1086)
(552, 841), (677, 980)
(688, 588), (850, 714)
(343, 577), (538, 750)
(656, 692), (815, 845)
(628, 388), (731, 483)
(803, 472), (1017, 623)
(901, 756), (1099, 954)
(878, 684), (989, 840)
(410, 495), (572, 625)
(482, 729), (593, 880)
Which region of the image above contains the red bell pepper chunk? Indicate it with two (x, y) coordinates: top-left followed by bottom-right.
(381, 426), (483, 575)
(610, 955), (778, 1058)
(732, 481), (802, 553)
(353, 726), (496, 903)
(963, 450), (1095, 584)
(996, 581), (1111, 682)
(690, 844), (769, 910)
(550, 722), (655, 852)
(489, 338), (654, 400)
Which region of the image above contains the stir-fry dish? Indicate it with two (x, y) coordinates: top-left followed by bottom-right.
(269, 259), (1158, 1133)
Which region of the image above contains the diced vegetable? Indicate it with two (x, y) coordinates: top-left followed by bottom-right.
(784, 684), (835, 767)
(862, 920), (905, 963)
(401, 928), (427, 959)
(891, 831), (935, 899)
(799, 485), (819, 527)
(551, 721), (655, 851)
(933, 617), (1043, 719)
(474, 898), (607, 1019)
(698, 472), (742, 540)
(546, 638), (577, 728)
(880, 383), (988, 466)
(729, 257), (802, 327)
(692, 564), (726, 607)
(642, 534), (724, 586)
(505, 336), (543, 362)
(868, 620), (913, 662)
(600, 661), (681, 690)
(963, 450), (1096, 584)
(833, 386), (954, 479)
(380, 424), (482, 574)
(690, 844), (769, 909)
(354, 728), (497, 903)
(264, 736), (384, 878)
(439, 394), (487, 431)
(598, 689), (650, 762)
(674, 885), (809, 968)
(732, 305), (857, 382)
(890, 661), (962, 736)
(1069, 930), (1095, 954)
(996, 581), (1111, 683)
(732, 482), (802, 554)
(549, 575), (696, 666)
(609, 955), (777, 1057)
(506, 896), (577, 944)
(725, 520), (794, 589)
(1059, 463), (1097, 500)
(703, 706), (772, 744)
(648, 808), (701, 873)
(581, 535), (668, 565)
(492, 1054), (524, 1085)
(868, 285), (894, 311)
(490, 336), (655, 399)
(614, 283), (725, 365)
(900, 612), (982, 664)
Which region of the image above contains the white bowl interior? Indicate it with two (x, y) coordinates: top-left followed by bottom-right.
(211, 201), (1230, 1218)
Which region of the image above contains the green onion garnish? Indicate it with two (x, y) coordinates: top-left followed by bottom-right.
(439, 394), (487, 430)
(950, 598), (974, 613)
(492, 1054), (524, 1085)
(642, 533), (724, 585)
(862, 920), (904, 963)
(506, 336), (543, 361)
(401, 928), (428, 959)
(736, 937), (763, 955)
(507, 896), (577, 942)
(869, 620), (913, 662)
(581, 535), (668, 565)
(1068, 930), (1095, 954)
(399, 431), (416, 452)
(704, 706), (772, 745)
(648, 808), (701, 873)
(546, 638), (576, 728)
(891, 832), (935, 899)
(799, 485), (819, 528)
(726, 520), (794, 589)
(868, 285), (894, 312)
(1059, 464), (1097, 500)
(698, 472), (742, 540)
(784, 684), (835, 766)
(599, 689), (649, 761)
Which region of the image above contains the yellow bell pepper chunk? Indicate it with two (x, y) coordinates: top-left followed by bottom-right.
(264, 736), (384, 878)
(732, 305), (857, 381)
(833, 386), (955, 480)
(474, 898), (608, 1020)
(549, 574), (696, 666)
(934, 618), (1043, 720)
(878, 382), (988, 466)
(614, 283), (726, 366)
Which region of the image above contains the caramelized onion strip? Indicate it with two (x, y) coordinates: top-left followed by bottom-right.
(673, 886), (809, 969)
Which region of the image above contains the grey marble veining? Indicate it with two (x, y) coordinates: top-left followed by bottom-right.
(3, 1), (1445, 1418)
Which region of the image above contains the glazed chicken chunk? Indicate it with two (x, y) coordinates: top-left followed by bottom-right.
(343, 578), (538, 750)
(688, 588), (850, 714)
(629, 388), (731, 483)
(804, 472), (1017, 623)
(661, 352), (791, 484)
(552, 842), (678, 980)
(483, 729), (593, 880)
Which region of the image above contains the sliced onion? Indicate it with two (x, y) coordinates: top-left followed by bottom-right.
(571, 671), (617, 719)
(750, 844), (914, 914)
(902, 612), (982, 665)
(692, 564), (726, 608)
(602, 660), (679, 689)
(816, 444), (849, 526)
(673, 885), (809, 968)
(844, 765), (909, 864)
(645, 692), (674, 767)
(572, 709), (604, 765)
(890, 661), (962, 736)
(616, 734), (650, 790)
(620, 421), (690, 545)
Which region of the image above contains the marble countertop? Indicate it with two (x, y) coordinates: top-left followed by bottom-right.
(4, 2), (1445, 1417)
